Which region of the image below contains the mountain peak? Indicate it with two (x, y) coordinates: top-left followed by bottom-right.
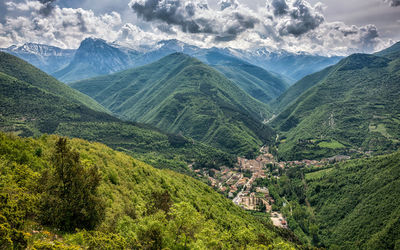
(78, 37), (109, 49)
(168, 52), (191, 58)
(53, 37), (134, 82)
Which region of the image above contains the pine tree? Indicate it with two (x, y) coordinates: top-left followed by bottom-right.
(40, 138), (104, 232)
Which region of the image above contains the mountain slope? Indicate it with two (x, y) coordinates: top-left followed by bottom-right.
(53, 38), (138, 83)
(0, 43), (75, 73)
(271, 43), (400, 112)
(271, 66), (334, 111)
(265, 151), (400, 248)
(305, 151), (400, 248)
(194, 50), (289, 103)
(271, 44), (400, 160)
(0, 52), (107, 113)
(0, 132), (298, 248)
(0, 51), (234, 173)
(71, 53), (274, 155)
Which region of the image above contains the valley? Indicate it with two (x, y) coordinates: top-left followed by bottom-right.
(0, 32), (399, 248)
(193, 145), (348, 229)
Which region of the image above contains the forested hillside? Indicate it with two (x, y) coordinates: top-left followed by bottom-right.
(262, 151), (400, 249)
(0, 132), (297, 249)
(72, 53), (275, 156)
(0, 52), (234, 173)
(194, 50), (289, 103)
(0, 52), (107, 113)
(271, 43), (400, 160)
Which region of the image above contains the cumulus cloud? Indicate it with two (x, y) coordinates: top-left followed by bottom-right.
(0, 1), (123, 48)
(270, 0), (289, 16)
(0, 0), (391, 55)
(266, 0), (325, 37)
(219, 0), (239, 11)
(129, 0), (259, 41)
(38, 0), (56, 16)
(383, 0), (400, 7)
(302, 22), (383, 54)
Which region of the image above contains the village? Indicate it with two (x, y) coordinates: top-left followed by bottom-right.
(191, 146), (344, 228)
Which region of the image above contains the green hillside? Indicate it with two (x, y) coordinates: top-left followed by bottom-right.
(0, 52), (234, 173)
(307, 152), (400, 248)
(71, 53), (275, 155)
(196, 51), (289, 103)
(271, 45), (400, 160)
(270, 66), (333, 111)
(0, 132), (298, 249)
(264, 151), (400, 248)
(0, 52), (108, 113)
(0, 68), (117, 137)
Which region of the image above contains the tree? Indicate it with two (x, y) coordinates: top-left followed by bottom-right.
(40, 138), (104, 232)
(166, 202), (203, 248)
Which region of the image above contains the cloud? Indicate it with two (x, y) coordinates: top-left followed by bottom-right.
(305, 22), (382, 54)
(266, 0), (325, 37)
(0, 2), (123, 48)
(270, 0), (289, 16)
(383, 0), (400, 7)
(6, 0), (56, 16)
(129, 0), (259, 41)
(129, 0), (210, 33)
(0, 0), (391, 55)
(38, 0), (56, 16)
(219, 0), (239, 11)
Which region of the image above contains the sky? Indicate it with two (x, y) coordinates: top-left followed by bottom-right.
(0, 0), (399, 55)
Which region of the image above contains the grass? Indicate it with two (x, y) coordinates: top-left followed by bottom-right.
(317, 140), (345, 149)
(369, 123), (391, 138)
(305, 168), (333, 181)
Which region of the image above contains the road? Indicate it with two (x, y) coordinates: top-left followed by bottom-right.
(232, 176), (252, 205)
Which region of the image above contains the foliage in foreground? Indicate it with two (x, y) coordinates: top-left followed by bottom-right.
(0, 132), (296, 249)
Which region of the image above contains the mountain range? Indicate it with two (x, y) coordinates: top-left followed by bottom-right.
(71, 53), (275, 155)
(234, 48), (343, 82)
(1, 28), (400, 250)
(0, 43), (75, 74)
(0, 51), (235, 173)
(193, 49), (290, 103)
(1, 38), (342, 85)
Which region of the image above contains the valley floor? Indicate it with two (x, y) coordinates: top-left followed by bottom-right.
(192, 146), (353, 230)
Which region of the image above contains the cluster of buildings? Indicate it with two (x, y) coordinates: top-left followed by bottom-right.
(193, 146), (350, 229)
